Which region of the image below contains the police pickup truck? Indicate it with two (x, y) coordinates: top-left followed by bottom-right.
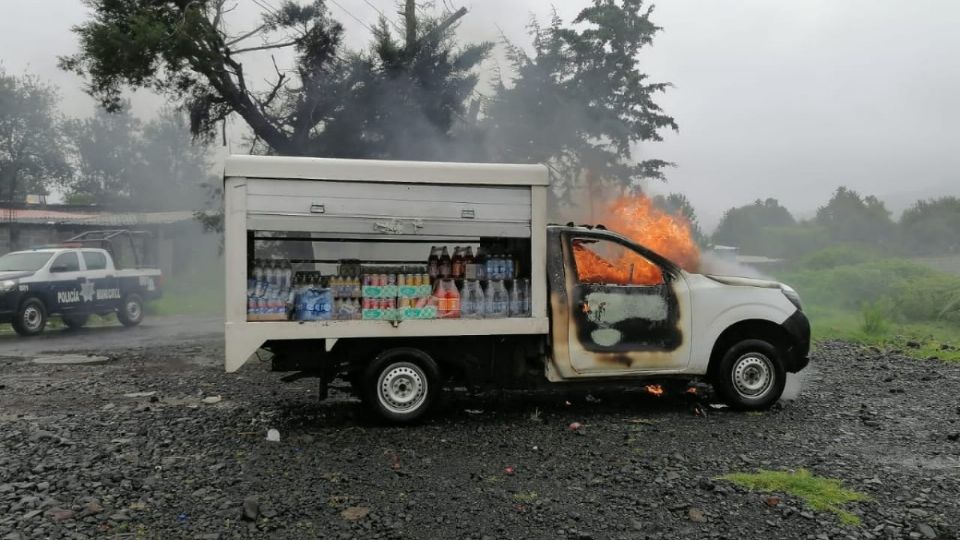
(0, 246), (162, 336)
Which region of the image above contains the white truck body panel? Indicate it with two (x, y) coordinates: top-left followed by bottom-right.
(223, 155), (551, 373)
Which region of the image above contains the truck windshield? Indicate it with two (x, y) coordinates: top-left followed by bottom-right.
(0, 252), (54, 272)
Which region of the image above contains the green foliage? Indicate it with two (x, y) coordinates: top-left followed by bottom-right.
(860, 300), (891, 336)
(816, 186), (894, 246)
(720, 469), (868, 526)
(894, 274), (960, 323)
(482, 1), (676, 203)
(653, 193), (706, 246)
(797, 245), (880, 270)
(0, 69), (71, 202)
(780, 259), (936, 312)
(62, 106), (213, 210)
(899, 197), (960, 255)
(712, 199), (795, 253)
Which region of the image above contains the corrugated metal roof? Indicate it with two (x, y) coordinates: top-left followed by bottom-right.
(1, 207), (197, 226)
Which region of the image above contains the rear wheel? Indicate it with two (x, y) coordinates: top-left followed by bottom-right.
(362, 348), (440, 423)
(13, 298), (47, 336)
(62, 314), (89, 329)
(714, 339), (786, 410)
(117, 294), (144, 327)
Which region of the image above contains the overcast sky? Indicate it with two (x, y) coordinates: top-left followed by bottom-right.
(2, 0), (958, 228)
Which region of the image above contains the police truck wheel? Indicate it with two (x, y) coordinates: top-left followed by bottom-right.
(714, 339), (786, 410)
(62, 314), (89, 329)
(363, 348), (440, 423)
(118, 294), (144, 327)
(13, 298), (47, 336)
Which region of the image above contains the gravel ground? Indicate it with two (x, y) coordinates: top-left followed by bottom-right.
(0, 339), (958, 540)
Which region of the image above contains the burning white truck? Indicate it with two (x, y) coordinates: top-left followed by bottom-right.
(223, 155), (810, 422)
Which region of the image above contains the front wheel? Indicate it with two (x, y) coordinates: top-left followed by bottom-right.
(714, 339), (786, 410)
(13, 298), (47, 336)
(362, 348), (440, 423)
(117, 294), (144, 327)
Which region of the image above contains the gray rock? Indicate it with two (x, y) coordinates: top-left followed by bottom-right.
(242, 496), (260, 521)
(916, 524), (936, 540)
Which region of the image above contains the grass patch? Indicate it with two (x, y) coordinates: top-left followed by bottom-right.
(719, 469), (868, 525)
(512, 491), (538, 503)
(147, 257), (224, 316)
(809, 306), (960, 362)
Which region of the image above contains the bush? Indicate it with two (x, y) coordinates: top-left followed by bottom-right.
(890, 274), (960, 323)
(797, 245), (881, 271)
(860, 301), (891, 335)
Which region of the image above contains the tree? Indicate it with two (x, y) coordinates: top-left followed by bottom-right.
(62, 1), (488, 160)
(136, 107), (215, 210)
(816, 186), (894, 246)
(712, 198), (796, 252)
(0, 70), (70, 204)
(62, 105), (143, 206)
(63, 105), (213, 210)
(899, 197), (960, 255)
(653, 193), (705, 245)
(483, 1), (677, 204)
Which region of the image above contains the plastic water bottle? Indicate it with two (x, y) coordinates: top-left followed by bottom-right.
(487, 280), (508, 318)
(509, 281), (521, 317)
(265, 260), (276, 286)
(504, 255), (515, 280)
(281, 260), (293, 289)
(485, 254), (497, 281)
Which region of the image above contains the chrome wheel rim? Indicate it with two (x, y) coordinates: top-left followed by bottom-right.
(377, 363), (427, 415)
(126, 300), (142, 321)
(732, 353), (774, 399)
(23, 305), (42, 331)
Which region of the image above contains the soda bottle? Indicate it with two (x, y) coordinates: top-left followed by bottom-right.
(427, 246), (440, 279)
(439, 247), (452, 278)
(437, 278), (460, 318)
(451, 247), (464, 279)
(463, 247), (476, 280)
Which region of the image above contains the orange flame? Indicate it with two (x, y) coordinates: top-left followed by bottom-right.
(573, 195), (700, 286)
(645, 384), (664, 397)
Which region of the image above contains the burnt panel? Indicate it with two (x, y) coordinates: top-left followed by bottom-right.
(570, 283), (682, 353)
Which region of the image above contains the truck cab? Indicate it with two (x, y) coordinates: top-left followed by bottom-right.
(221, 155), (809, 423)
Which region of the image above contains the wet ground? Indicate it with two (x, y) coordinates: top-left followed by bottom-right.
(0, 324), (958, 539)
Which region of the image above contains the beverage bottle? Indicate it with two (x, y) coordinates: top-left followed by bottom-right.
(451, 247), (464, 279)
(463, 247), (476, 280)
(281, 260), (292, 288)
(521, 278), (531, 316)
(439, 247), (452, 278)
(505, 254), (515, 280)
(427, 246), (440, 279)
(475, 247), (487, 281)
(509, 280), (521, 316)
(439, 278), (460, 318)
(487, 280), (508, 318)
(264, 259), (275, 286)
(461, 280), (485, 319)
(485, 251), (496, 280)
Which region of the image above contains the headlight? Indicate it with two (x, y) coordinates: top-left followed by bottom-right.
(0, 280), (16, 292)
(780, 285), (802, 311)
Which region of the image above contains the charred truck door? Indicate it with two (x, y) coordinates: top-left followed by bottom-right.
(548, 229), (692, 375)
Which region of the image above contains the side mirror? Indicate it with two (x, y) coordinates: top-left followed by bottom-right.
(50, 265), (69, 273)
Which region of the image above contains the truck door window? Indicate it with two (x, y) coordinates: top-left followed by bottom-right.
(83, 251), (107, 270)
(51, 252), (80, 273)
(572, 238), (664, 286)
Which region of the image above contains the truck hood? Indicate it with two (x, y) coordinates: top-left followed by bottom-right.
(0, 271), (35, 281)
(704, 274), (782, 289)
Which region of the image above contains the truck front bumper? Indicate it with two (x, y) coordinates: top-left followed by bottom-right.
(782, 310), (811, 373)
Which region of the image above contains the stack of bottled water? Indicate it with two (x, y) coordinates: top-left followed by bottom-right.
(247, 258), (296, 321)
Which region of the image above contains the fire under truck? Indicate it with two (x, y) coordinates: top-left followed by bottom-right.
(223, 156), (810, 423)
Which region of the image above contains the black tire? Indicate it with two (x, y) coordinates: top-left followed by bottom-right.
(714, 339), (786, 410)
(62, 314), (89, 329)
(117, 293), (144, 327)
(13, 297), (47, 337)
(362, 348), (440, 424)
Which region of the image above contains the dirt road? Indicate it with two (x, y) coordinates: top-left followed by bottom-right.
(0, 336), (958, 539)
(0, 315), (223, 358)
